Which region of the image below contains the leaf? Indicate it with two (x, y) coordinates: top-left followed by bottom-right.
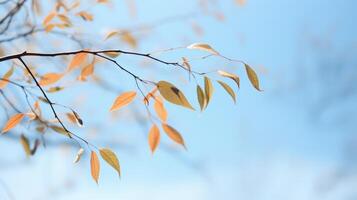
(68, 53), (88, 71)
(182, 57), (192, 79)
(104, 31), (118, 40)
(76, 11), (93, 21)
(217, 80), (236, 103)
(47, 86), (64, 93)
(20, 134), (31, 156)
(217, 70), (240, 89)
(245, 64), (262, 91)
(57, 14), (71, 25)
(162, 124), (186, 149)
(39, 73), (63, 86)
(120, 31), (137, 48)
(154, 96), (167, 122)
(187, 43), (219, 55)
(99, 148), (121, 177)
(80, 63), (94, 79)
(143, 87), (158, 105)
(73, 148), (84, 163)
(104, 51), (120, 58)
(196, 85), (206, 111)
(110, 91), (137, 112)
(157, 81), (194, 110)
(148, 124), (160, 153)
(0, 66), (14, 89)
(2, 113), (25, 134)
(73, 111), (83, 127)
(43, 12), (56, 25)
(204, 77), (214, 108)
(90, 151), (100, 184)
(49, 125), (70, 137)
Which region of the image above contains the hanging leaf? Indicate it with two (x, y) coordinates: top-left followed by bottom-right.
(187, 43), (219, 55)
(148, 124), (160, 153)
(143, 87), (158, 105)
(39, 73), (63, 86)
(76, 11), (93, 21)
(20, 134), (31, 156)
(99, 148), (121, 177)
(162, 124), (186, 149)
(110, 91), (137, 112)
(182, 57), (192, 79)
(217, 81), (236, 103)
(245, 64), (262, 91)
(120, 31), (137, 48)
(157, 81), (194, 110)
(2, 113), (25, 134)
(68, 53), (88, 71)
(204, 77), (214, 108)
(196, 85), (206, 111)
(90, 151), (100, 184)
(154, 96), (168, 122)
(80, 63), (94, 80)
(217, 70), (240, 89)
(73, 148), (84, 163)
(0, 66), (14, 89)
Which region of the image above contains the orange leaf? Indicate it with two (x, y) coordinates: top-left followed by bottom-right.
(68, 53), (88, 71)
(2, 113), (25, 134)
(0, 66), (14, 89)
(148, 124), (160, 153)
(39, 73), (63, 86)
(42, 12), (56, 25)
(162, 124), (186, 149)
(76, 11), (94, 21)
(110, 91), (137, 112)
(90, 151), (100, 184)
(143, 87), (158, 105)
(154, 96), (167, 122)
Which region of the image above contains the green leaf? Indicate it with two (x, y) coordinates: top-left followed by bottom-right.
(99, 148), (121, 178)
(217, 80), (236, 103)
(157, 81), (194, 110)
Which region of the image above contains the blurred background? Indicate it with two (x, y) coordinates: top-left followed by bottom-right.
(1, 0), (357, 199)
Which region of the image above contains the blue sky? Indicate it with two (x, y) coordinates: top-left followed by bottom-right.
(1, 0), (357, 199)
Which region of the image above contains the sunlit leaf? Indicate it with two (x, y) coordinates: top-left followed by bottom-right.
(39, 73), (63, 86)
(110, 91), (137, 112)
(196, 85), (206, 111)
(0, 66), (14, 89)
(217, 70), (240, 89)
(162, 124), (186, 149)
(68, 53), (88, 71)
(187, 43), (219, 55)
(20, 134), (31, 156)
(204, 77), (214, 108)
(73, 148), (84, 163)
(99, 148), (121, 177)
(90, 151), (100, 184)
(157, 81), (194, 110)
(2, 113), (25, 134)
(217, 80), (236, 103)
(154, 96), (167, 122)
(148, 124), (160, 153)
(245, 64), (262, 91)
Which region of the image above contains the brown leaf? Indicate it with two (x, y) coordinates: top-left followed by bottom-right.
(217, 80), (236, 103)
(204, 76), (214, 108)
(245, 64), (262, 91)
(20, 134), (31, 156)
(99, 148), (121, 177)
(148, 124), (160, 153)
(76, 11), (93, 21)
(162, 124), (186, 149)
(196, 85), (206, 111)
(110, 91), (137, 112)
(157, 81), (194, 110)
(90, 151), (100, 184)
(217, 70), (240, 89)
(2, 113), (25, 134)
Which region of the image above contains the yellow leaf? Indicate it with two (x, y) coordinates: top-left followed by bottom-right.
(162, 124), (186, 149)
(148, 124), (160, 153)
(68, 53), (88, 71)
(245, 64), (262, 91)
(76, 11), (93, 21)
(44, 24), (55, 32)
(90, 151), (100, 184)
(39, 73), (63, 86)
(217, 70), (240, 89)
(196, 85), (206, 111)
(2, 113), (25, 134)
(154, 96), (167, 122)
(42, 12), (56, 25)
(103, 51), (120, 58)
(217, 80), (236, 103)
(187, 43), (219, 55)
(49, 125), (70, 137)
(120, 31), (137, 48)
(0, 66), (14, 89)
(99, 148), (121, 177)
(204, 77), (214, 108)
(104, 31), (118, 40)
(73, 148), (84, 163)
(157, 81), (194, 110)
(110, 91), (137, 112)
(20, 134), (31, 156)
(57, 14), (71, 25)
